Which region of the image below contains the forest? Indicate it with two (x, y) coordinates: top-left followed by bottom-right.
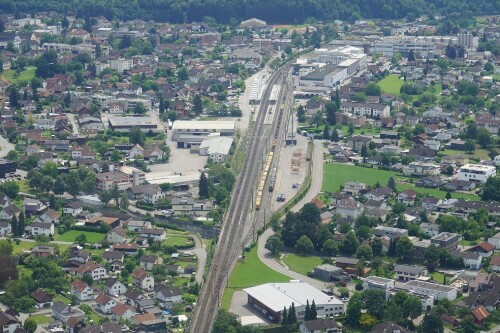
(0, 0), (498, 24)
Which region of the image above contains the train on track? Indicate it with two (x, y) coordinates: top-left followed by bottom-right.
(255, 151), (273, 210)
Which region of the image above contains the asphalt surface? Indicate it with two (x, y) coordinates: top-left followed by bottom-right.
(0, 133), (14, 158)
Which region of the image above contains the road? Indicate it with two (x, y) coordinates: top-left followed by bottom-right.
(189, 66), (291, 333)
(191, 235), (207, 284)
(66, 114), (80, 135)
(0, 134), (14, 158)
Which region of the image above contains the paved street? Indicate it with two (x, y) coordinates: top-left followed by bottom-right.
(66, 114), (79, 135)
(0, 134), (14, 158)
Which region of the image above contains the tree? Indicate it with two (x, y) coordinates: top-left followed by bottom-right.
(402, 295), (422, 319)
(265, 234), (283, 257)
(0, 254), (17, 287)
(396, 236), (415, 260)
(129, 127), (146, 146)
(8, 86), (19, 109)
(371, 237), (383, 257)
(40, 176), (54, 193)
(482, 176), (500, 201)
(465, 140), (475, 153)
(23, 317), (37, 333)
(342, 231), (359, 254)
(83, 173), (96, 193)
(192, 94), (203, 115)
(111, 184), (120, 206)
(364, 82), (381, 96)
(1, 181), (19, 199)
(445, 191), (452, 200)
(477, 128), (493, 148)
(110, 149), (122, 163)
(346, 292), (363, 326)
(99, 191), (112, 206)
(295, 235), (314, 254)
(288, 303), (297, 324)
(359, 313), (376, 330)
(53, 176), (65, 196)
(281, 307), (288, 325)
(321, 239), (339, 256)
(297, 105), (306, 123)
(325, 101), (337, 126)
(0, 240), (13, 255)
(323, 124), (330, 141)
(360, 145), (367, 163)
(311, 110), (324, 129)
(362, 289), (386, 318)
(310, 300), (317, 320)
(75, 233), (87, 245)
(178, 66), (188, 80)
(65, 171), (81, 197)
(460, 315), (477, 333)
(10, 215), (17, 237)
(199, 172), (209, 198)
(421, 312), (444, 333)
(18, 212), (24, 236)
(387, 177), (396, 191)
(408, 49), (415, 62)
(81, 273), (93, 286)
(120, 194), (129, 210)
(304, 300), (311, 321)
(133, 102), (147, 115)
(356, 244), (373, 261)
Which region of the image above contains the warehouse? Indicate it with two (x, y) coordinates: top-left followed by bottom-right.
(107, 115), (160, 133)
(243, 281), (345, 323)
(171, 120), (235, 143)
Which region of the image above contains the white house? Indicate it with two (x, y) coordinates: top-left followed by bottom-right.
(70, 280), (94, 301)
(75, 261), (107, 281)
(131, 268), (154, 291)
(488, 232), (500, 249)
(336, 198), (364, 219)
(126, 220), (152, 232)
(154, 285), (183, 304)
(140, 254), (163, 271)
(394, 265), (427, 281)
(0, 221), (11, 236)
(138, 228), (166, 242)
(26, 222), (55, 236)
(343, 181), (366, 196)
(106, 227), (128, 244)
(420, 223), (440, 237)
(458, 164), (496, 184)
(451, 251), (482, 270)
(299, 318), (342, 333)
(423, 140), (441, 151)
(397, 189), (417, 206)
(489, 255), (500, 272)
(63, 202), (83, 217)
(104, 278), (127, 296)
(95, 293), (117, 314)
(0, 313), (20, 333)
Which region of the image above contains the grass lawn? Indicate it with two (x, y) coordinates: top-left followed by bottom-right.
(53, 294), (71, 304)
(439, 147), (489, 161)
(378, 74), (404, 95)
(54, 230), (105, 243)
(17, 265), (33, 277)
(282, 253), (323, 276)
(163, 236), (192, 248)
(12, 241), (35, 254)
(322, 163), (479, 200)
(492, 74), (500, 81)
(429, 271), (448, 285)
(222, 247), (292, 309)
(30, 314), (52, 325)
(3, 67), (36, 84)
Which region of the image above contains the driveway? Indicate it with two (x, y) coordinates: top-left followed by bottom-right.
(0, 134), (14, 158)
(192, 235), (207, 284)
(66, 114), (79, 135)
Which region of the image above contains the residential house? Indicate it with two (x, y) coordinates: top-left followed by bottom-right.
(0, 313), (20, 333)
(471, 306), (490, 324)
(111, 303), (136, 322)
(420, 223), (440, 237)
(23, 198), (47, 215)
(75, 261), (107, 281)
(0, 205), (19, 221)
(343, 181), (366, 196)
(138, 228), (166, 242)
(451, 251), (482, 270)
(465, 242), (495, 258)
(26, 222), (54, 237)
(347, 135), (372, 152)
(370, 322), (411, 333)
(102, 251), (124, 271)
(127, 184), (165, 205)
(63, 202), (83, 217)
(31, 245), (55, 257)
(95, 293), (117, 315)
(35, 209), (60, 224)
(299, 318), (342, 333)
(0, 193), (11, 208)
(373, 226), (408, 240)
(397, 189), (417, 206)
(403, 162), (440, 177)
(31, 288), (53, 308)
(0, 221), (11, 236)
(126, 220), (152, 232)
(336, 198), (364, 219)
(431, 232), (462, 250)
(140, 254), (163, 271)
(364, 187), (393, 201)
(71, 279), (94, 301)
(51, 302), (86, 323)
(489, 232), (500, 249)
(421, 197), (442, 211)
(131, 268), (154, 291)
(489, 255), (500, 272)
(394, 265), (427, 281)
(104, 278), (127, 296)
(106, 227), (128, 244)
(402, 280), (458, 301)
(154, 285), (182, 304)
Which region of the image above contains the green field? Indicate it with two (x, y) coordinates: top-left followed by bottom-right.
(3, 66), (36, 84)
(53, 294), (71, 304)
(12, 241), (35, 254)
(377, 74), (404, 95)
(163, 236), (193, 248)
(222, 247), (291, 309)
(283, 253), (323, 275)
(54, 230), (105, 243)
(323, 163), (478, 200)
(30, 314), (52, 325)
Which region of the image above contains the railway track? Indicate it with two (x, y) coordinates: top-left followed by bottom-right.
(189, 66), (291, 333)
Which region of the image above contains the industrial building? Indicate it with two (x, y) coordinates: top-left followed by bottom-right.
(107, 115), (160, 133)
(243, 281), (345, 323)
(171, 120), (235, 145)
(198, 136), (234, 163)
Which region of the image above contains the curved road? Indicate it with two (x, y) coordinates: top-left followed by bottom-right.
(257, 139), (325, 286)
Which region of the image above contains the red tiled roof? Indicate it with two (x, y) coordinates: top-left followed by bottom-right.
(472, 306), (489, 322)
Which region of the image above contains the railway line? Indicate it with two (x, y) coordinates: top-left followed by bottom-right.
(189, 65), (292, 333)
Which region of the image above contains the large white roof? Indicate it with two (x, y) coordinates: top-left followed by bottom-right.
(243, 282), (342, 312)
(171, 120), (235, 131)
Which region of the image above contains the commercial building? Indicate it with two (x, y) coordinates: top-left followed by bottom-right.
(107, 116), (160, 133)
(373, 226), (408, 240)
(372, 36), (457, 58)
(457, 164), (496, 184)
(198, 136), (234, 163)
(243, 281), (345, 323)
(171, 120), (235, 144)
(402, 280), (458, 301)
(363, 277), (395, 299)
